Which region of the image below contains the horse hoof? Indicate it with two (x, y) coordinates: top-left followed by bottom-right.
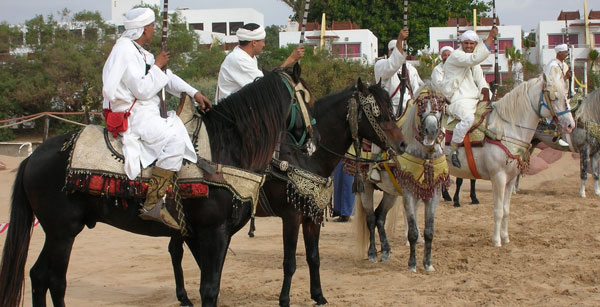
(471, 199), (480, 205)
(381, 251), (391, 262)
(493, 240), (502, 247)
(453, 202), (461, 208)
(502, 237), (510, 244)
(313, 295), (328, 305)
(580, 192), (586, 198)
(368, 255), (378, 263)
(409, 266), (417, 273)
(425, 265), (435, 272)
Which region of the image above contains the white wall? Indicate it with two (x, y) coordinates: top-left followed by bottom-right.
(177, 8), (264, 45)
(536, 19), (600, 67)
(279, 29), (378, 64)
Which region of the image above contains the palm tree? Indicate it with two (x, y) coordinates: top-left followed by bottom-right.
(505, 45), (522, 77)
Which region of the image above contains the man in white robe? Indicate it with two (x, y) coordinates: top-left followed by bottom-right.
(102, 8), (211, 229)
(368, 28), (423, 181)
(215, 23), (305, 102)
(544, 43), (572, 147)
(431, 46), (453, 89)
(442, 29), (497, 168)
(374, 28), (424, 117)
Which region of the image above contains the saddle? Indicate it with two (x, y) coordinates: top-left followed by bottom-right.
(443, 100), (493, 147)
(64, 95), (265, 208)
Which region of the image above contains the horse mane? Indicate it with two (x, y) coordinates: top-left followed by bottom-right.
(204, 70), (289, 171)
(576, 88), (600, 123)
(313, 86), (355, 118)
(491, 76), (541, 125)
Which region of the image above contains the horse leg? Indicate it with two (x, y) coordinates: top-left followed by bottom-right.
(359, 187), (378, 263)
(168, 236), (194, 307)
(247, 216), (256, 237)
(30, 232), (80, 307)
(278, 214), (302, 307)
(491, 173), (507, 247)
(374, 193), (397, 262)
(470, 179), (479, 204)
(453, 177), (463, 207)
(422, 194), (440, 272)
(580, 145), (589, 198)
(193, 224), (231, 307)
(403, 194), (419, 272)
(403, 199), (422, 246)
(591, 150), (600, 196)
(500, 176), (517, 245)
(301, 218), (327, 306)
(441, 186), (452, 202)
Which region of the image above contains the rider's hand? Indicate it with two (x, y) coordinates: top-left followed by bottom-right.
(290, 46), (305, 62)
(564, 70), (573, 80)
(154, 49), (170, 69)
(194, 92), (212, 111)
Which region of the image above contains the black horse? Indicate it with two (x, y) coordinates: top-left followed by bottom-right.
(167, 79), (405, 306)
(0, 68), (312, 307)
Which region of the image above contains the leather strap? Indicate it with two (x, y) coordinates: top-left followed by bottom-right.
(463, 134), (481, 179)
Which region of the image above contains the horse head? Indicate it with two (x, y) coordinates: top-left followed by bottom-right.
(409, 85), (446, 149)
(356, 78), (405, 155)
(540, 74), (575, 134)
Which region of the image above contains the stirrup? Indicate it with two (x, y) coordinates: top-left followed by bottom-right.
(451, 151), (461, 168)
(139, 198), (180, 230)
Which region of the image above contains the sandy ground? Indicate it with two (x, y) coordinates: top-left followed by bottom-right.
(1, 150), (600, 307)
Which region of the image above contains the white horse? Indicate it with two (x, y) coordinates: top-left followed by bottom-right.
(531, 88), (600, 197)
(448, 75), (574, 247)
(354, 86), (448, 272)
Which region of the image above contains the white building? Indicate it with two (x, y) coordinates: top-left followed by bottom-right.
(279, 21), (379, 65)
(109, 0), (264, 47)
(429, 18), (522, 84)
(534, 10), (600, 69)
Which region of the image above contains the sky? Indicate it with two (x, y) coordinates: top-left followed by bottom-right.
(0, 0), (598, 32)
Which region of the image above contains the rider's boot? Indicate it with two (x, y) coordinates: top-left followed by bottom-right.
(139, 167), (180, 230)
(450, 142), (461, 168)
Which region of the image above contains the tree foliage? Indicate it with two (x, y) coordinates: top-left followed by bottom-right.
(281, 0), (491, 55)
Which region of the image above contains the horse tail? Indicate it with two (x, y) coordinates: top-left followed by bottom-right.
(352, 194), (369, 260)
(0, 157), (34, 307)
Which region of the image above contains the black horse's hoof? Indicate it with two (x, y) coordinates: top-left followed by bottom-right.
(451, 152), (461, 168)
(471, 198), (480, 205)
(313, 295), (328, 306)
(442, 191), (452, 202)
(453, 202), (461, 208)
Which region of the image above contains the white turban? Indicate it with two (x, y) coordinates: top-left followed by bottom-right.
(236, 26), (266, 41)
(440, 46), (454, 55)
(555, 44), (568, 53)
(388, 39), (397, 51)
(121, 8), (155, 40)
(460, 30), (479, 42)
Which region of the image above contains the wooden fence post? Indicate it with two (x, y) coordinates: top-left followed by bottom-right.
(43, 114), (50, 142)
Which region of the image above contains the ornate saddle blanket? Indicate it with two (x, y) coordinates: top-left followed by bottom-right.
(64, 96), (265, 208)
(443, 100), (492, 147)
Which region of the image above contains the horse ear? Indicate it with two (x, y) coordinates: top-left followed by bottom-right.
(293, 62), (301, 82)
(377, 78), (382, 87)
(357, 77), (369, 96)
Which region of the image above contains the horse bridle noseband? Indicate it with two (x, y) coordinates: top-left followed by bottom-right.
(414, 94), (446, 147)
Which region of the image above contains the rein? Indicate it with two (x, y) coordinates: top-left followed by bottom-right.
(280, 74), (315, 149)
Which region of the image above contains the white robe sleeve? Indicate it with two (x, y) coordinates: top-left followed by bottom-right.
(472, 65), (488, 92)
(122, 63), (169, 101)
(102, 41), (131, 107)
(431, 64), (444, 89)
(165, 69), (199, 99)
(408, 64), (424, 93)
(374, 47), (406, 83)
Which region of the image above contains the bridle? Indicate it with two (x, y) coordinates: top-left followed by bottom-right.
(413, 94), (446, 147)
(532, 80), (571, 127)
(280, 71), (316, 155)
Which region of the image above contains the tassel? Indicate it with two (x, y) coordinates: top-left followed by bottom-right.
(352, 174), (365, 193)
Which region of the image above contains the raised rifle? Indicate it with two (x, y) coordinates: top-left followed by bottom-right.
(397, 0), (409, 119)
(159, 0), (169, 118)
(565, 15), (573, 98)
(490, 0), (500, 101)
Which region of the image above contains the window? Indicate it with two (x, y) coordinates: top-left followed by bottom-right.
(333, 43), (361, 58)
(189, 23), (203, 31)
(438, 40), (460, 50)
(212, 22), (226, 34)
(548, 34), (578, 48)
(498, 39), (513, 54)
(596, 34), (600, 47)
(229, 22), (244, 35)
